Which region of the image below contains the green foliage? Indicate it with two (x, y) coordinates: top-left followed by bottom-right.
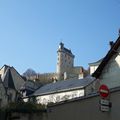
(6, 102), (46, 113)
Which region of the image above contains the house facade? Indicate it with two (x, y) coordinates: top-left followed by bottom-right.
(93, 36), (120, 89)
(0, 65), (25, 107)
(23, 76), (96, 105)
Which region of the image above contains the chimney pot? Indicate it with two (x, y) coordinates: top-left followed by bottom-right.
(109, 41), (114, 48)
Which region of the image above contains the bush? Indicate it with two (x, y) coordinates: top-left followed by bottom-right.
(6, 102), (46, 113)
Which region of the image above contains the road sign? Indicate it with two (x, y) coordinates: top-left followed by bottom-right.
(100, 99), (109, 106)
(100, 105), (110, 112)
(99, 84), (109, 98)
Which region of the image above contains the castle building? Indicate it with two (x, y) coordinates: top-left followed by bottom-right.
(28, 42), (88, 83)
(56, 42), (88, 80)
(57, 42), (75, 80)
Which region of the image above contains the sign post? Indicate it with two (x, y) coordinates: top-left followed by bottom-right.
(99, 84), (111, 112)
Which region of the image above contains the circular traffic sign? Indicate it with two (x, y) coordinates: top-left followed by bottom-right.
(99, 84), (109, 98)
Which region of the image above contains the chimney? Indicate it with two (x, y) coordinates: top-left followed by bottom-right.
(109, 41), (114, 48)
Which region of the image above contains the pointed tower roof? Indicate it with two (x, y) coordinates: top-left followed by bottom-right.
(58, 42), (75, 58)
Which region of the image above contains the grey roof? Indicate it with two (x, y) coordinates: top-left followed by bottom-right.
(89, 58), (103, 66)
(33, 76), (95, 96)
(21, 80), (42, 91)
(93, 36), (120, 78)
(58, 42), (75, 58)
(3, 68), (15, 89)
(0, 64), (9, 72)
(2, 65), (25, 91)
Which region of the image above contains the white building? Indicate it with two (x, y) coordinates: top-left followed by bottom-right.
(89, 58), (103, 75)
(23, 76), (95, 105)
(56, 42), (88, 80)
(93, 36), (120, 89)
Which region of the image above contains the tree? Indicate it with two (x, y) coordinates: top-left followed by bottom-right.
(23, 68), (37, 78)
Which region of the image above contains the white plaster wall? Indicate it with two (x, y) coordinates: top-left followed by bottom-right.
(36, 89), (84, 105)
(90, 66), (98, 75)
(23, 89), (84, 105)
(100, 47), (120, 88)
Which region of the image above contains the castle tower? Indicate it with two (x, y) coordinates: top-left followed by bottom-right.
(56, 42), (75, 80)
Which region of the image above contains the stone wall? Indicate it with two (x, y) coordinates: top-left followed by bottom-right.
(28, 73), (57, 84)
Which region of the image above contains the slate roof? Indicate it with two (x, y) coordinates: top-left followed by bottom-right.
(32, 76), (95, 96)
(58, 42), (75, 58)
(21, 80), (42, 96)
(93, 36), (120, 78)
(89, 58), (103, 66)
(0, 64), (9, 72)
(2, 65), (25, 91)
(3, 68), (15, 89)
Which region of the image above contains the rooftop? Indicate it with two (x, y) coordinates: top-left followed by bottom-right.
(32, 76), (95, 96)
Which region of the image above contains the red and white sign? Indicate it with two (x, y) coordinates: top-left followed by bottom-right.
(99, 84), (109, 98)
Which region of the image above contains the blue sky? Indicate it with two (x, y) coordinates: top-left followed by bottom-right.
(0, 0), (120, 74)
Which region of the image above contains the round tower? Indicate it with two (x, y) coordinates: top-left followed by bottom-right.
(56, 42), (75, 80)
